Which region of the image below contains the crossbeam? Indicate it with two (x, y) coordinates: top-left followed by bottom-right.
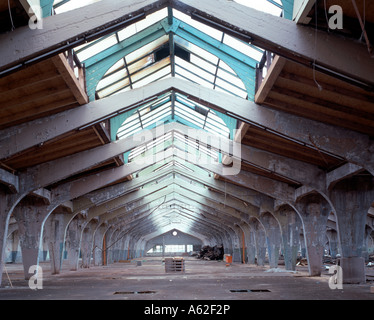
(2, 78), (372, 176)
(172, 0), (374, 89)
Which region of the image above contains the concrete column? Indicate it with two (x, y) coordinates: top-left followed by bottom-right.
(40, 234), (49, 262)
(0, 191), (25, 287)
(230, 226), (242, 263)
(295, 193), (330, 276)
(44, 209), (71, 274)
(221, 233), (232, 257)
(362, 226), (372, 262)
(326, 229), (339, 259)
(275, 205), (302, 271)
(113, 233), (123, 262)
(299, 233), (306, 258)
(122, 235), (131, 261)
(6, 227), (20, 263)
(92, 224), (106, 266)
(65, 213), (87, 271)
(247, 230), (256, 264)
(368, 231), (374, 257)
(119, 233), (127, 260)
(81, 219), (98, 268)
(106, 228), (118, 264)
(250, 218), (267, 266)
(241, 223), (255, 264)
(329, 175), (374, 284)
(12, 197), (51, 280)
(260, 212), (282, 269)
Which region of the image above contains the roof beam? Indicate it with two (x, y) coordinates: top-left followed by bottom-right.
(172, 0), (374, 89)
(326, 163), (366, 190)
(3, 78), (372, 176)
(0, 0), (168, 77)
(0, 168), (19, 193)
(292, 0), (315, 24)
(19, 124), (176, 191)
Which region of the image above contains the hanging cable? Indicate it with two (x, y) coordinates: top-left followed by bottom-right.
(313, 0), (323, 91)
(7, 0), (15, 31)
(352, 0), (373, 56)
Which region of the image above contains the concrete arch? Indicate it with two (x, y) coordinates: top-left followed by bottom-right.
(274, 203), (302, 271)
(248, 216), (267, 266)
(259, 211), (282, 268)
(294, 191), (331, 276)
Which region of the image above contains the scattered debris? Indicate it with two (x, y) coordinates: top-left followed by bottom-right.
(296, 257), (308, 266)
(196, 245), (224, 261)
(265, 268), (297, 273)
(367, 262), (374, 267)
(323, 255), (338, 265)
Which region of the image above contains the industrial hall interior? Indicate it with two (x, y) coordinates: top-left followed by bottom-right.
(0, 0), (374, 301)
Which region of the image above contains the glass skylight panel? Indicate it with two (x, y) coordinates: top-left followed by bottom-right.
(174, 161), (194, 173)
(175, 101), (205, 124)
(131, 57), (170, 84)
(126, 35), (169, 65)
(173, 133), (218, 161)
(216, 67), (246, 90)
(117, 24), (137, 42)
(129, 132), (173, 162)
(105, 60), (126, 76)
(96, 68), (127, 91)
(175, 65), (213, 89)
(118, 125), (142, 140)
(223, 34), (264, 61)
(54, 0), (101, 14)
(153, 161), (174, 173)
(128, 56), (155, 75)
(133, 8), (168, 33)
(132, 65), (171, 89)
(215, 78), (247, 98)
(75, 34), (118, 62)
(111, 85), (131, 96)
(141, 103), (172, 127)
(173, 9), (223, 41)
(175, 36), (219, 65)
(234, 0), (283, 16)
(175, 57), (215, 84)
(175, 110), (204, 129)
(217, 60), (238, 76)
(97, 78), (130, 98)
(190, 55), (217, 75)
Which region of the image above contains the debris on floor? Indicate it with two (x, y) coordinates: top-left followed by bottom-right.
(296, 258), (308, 266)
(196, 245), (224, 260)
(165, 257), (185, 273)
(265, 268), (297, 273)
(323, 255), (338, 265)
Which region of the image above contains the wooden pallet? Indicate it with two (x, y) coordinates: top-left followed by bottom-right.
(165, 257), (185, 273)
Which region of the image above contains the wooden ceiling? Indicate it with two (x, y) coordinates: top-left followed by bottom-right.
(256, 55), (374, 137)
(0, 0), (30, 33)
(307, 0), (374, 42)
(0, 52), (125, 186)
(240, 0), (374, 186)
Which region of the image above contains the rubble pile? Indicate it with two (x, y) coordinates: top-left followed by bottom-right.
(196, 245), (224, 261)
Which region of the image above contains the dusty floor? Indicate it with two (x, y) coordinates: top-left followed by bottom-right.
(0, 257), (373, 301)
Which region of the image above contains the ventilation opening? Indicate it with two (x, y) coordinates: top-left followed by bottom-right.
(155, 44), (190, 62)
(230, 289), (271, 293)
(114, 291), (157, 295)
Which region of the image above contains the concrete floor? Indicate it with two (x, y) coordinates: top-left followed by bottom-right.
(1, 257), (373, 301)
